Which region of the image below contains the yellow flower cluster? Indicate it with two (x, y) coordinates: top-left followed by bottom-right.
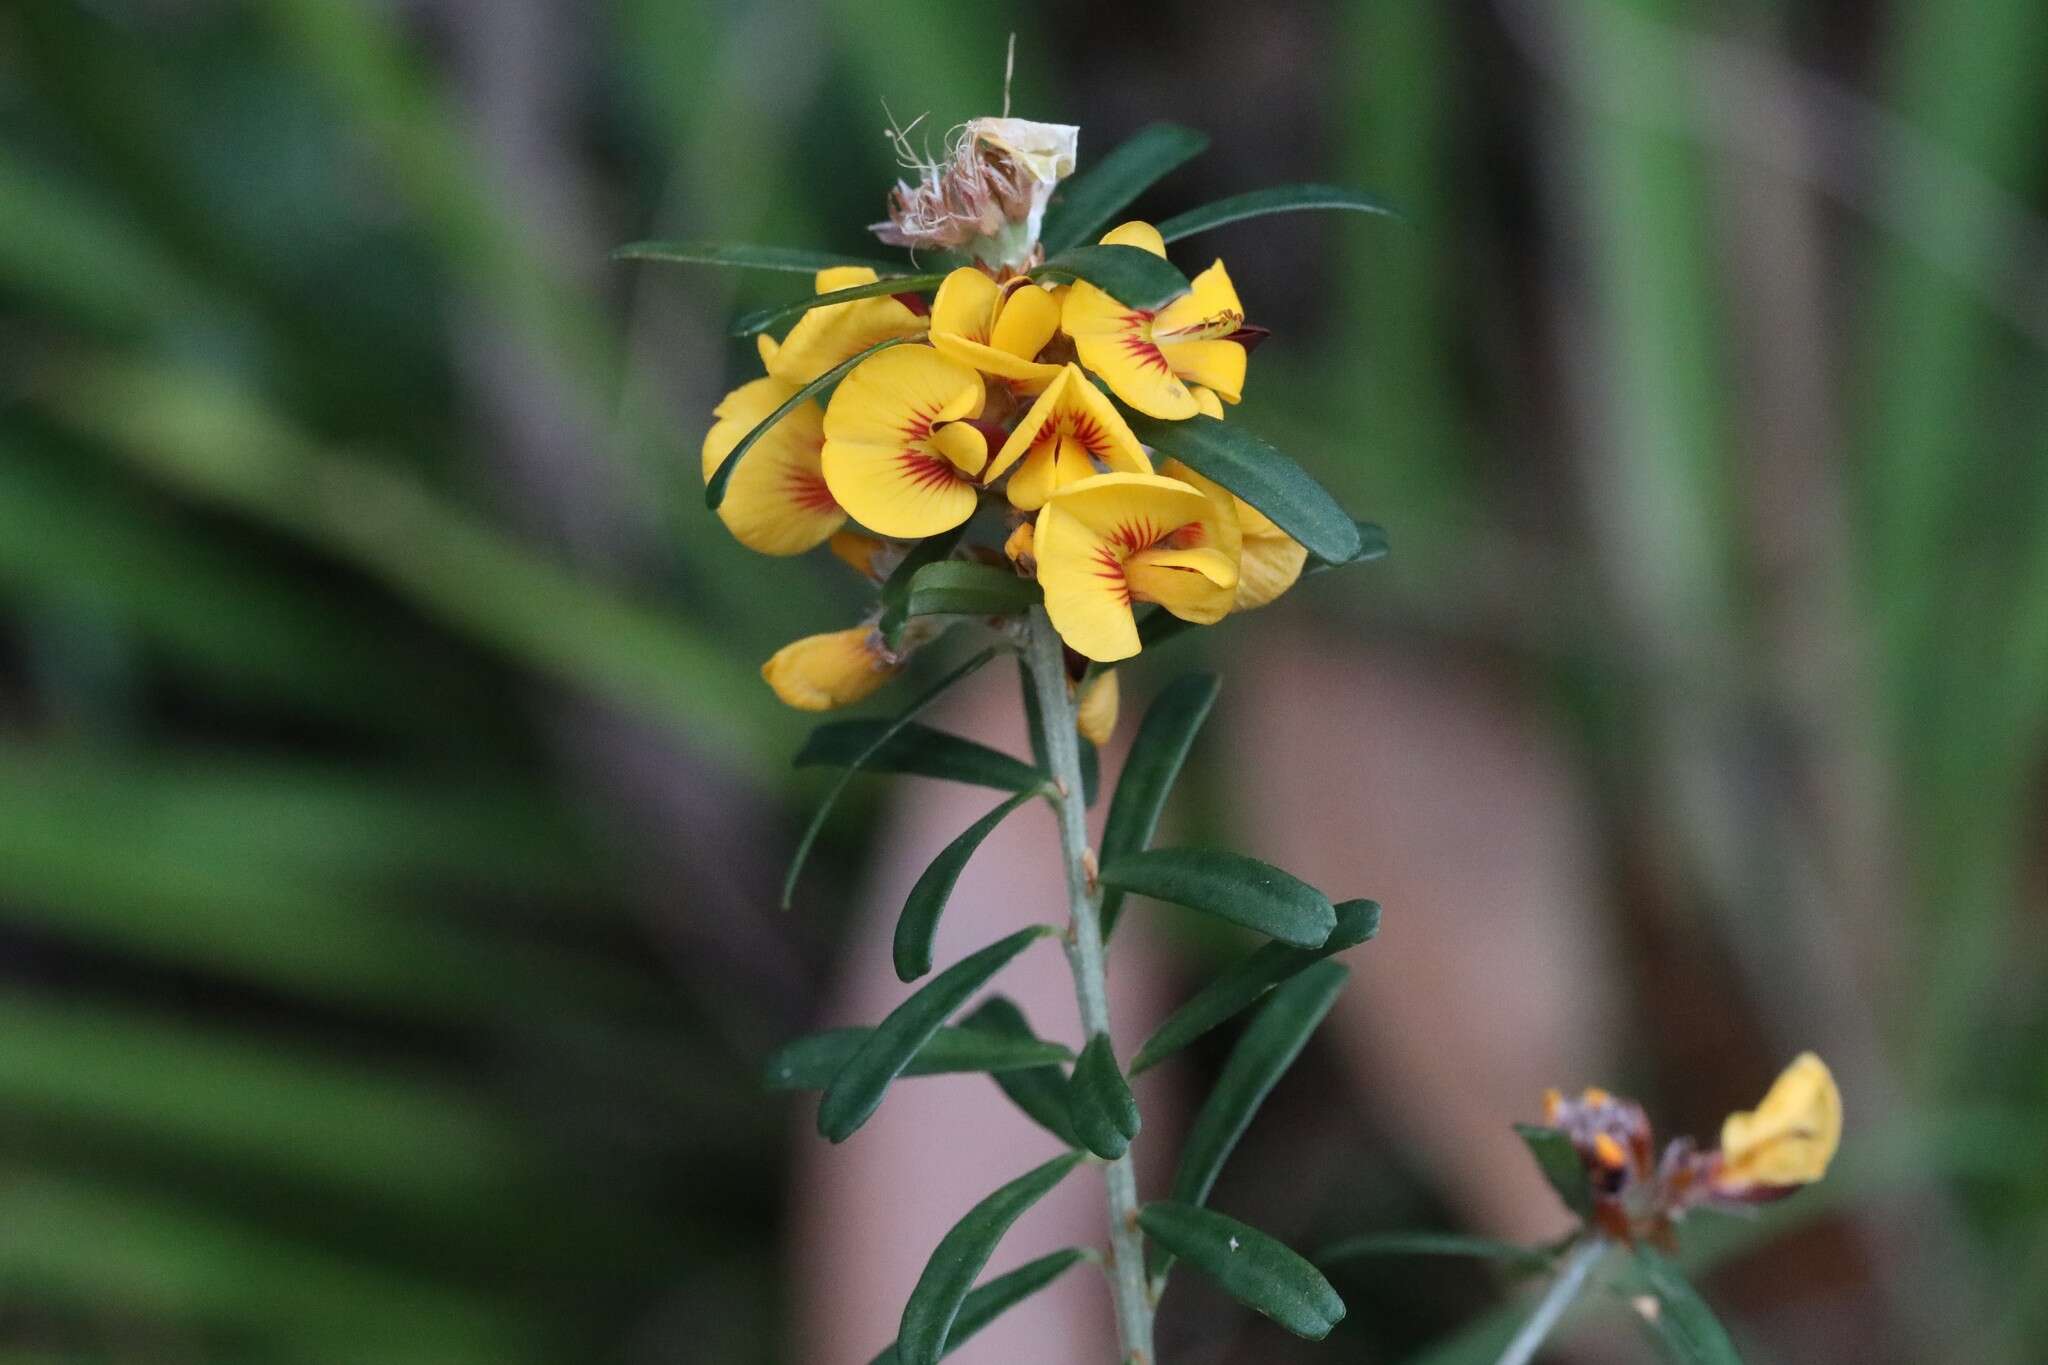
(703, 222), (1310, 714)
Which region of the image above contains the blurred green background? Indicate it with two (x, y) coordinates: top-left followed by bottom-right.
(3, 1), (2046, 1361)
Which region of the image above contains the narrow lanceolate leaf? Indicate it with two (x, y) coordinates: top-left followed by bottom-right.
(764, 1024), (1072, 1091)
(818, 926), (1055, 1143)
(1630, 1249), (1744, 1365)
(783, 648), (998, 907)
(1067, 1033), (1141, 1160)
(1133, 899), (1378, 1074)
(868, 1248), (1087, 1365)
(795, 719), (1046, 794)
(879, 528), (966, 649)
(1077, 738), (1100, 808)
(895, 790), (1039, 981)
(1032, 244), (1189, 311)
(1513, 1124), (1597, 1221)
(610, 240), (905, 274)
(1120, 411), (1362, 564)
(1153, 184), (1401, 244)
(730, 273), (948, 336)
(904, 561), (1043, 621)
(1170, 961), (1349, 1211)
(1039, 122), (1211, 254)
(1305, 520), (1391, 572)
(1098, 847), (1337, 949)
(706, 334), (917, 510)
(1139, 1202), (1346, 1341)
(1317, 1231), (1555, 1274)
(958, 998), (1079, 1147)
(898, 1153), (1087, 1365)
(1099, 672), (1221, 939)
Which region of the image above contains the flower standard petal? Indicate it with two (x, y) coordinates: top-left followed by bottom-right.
(1063, 280), (1200, 420)
(701, 376), (842, 555)
(769, 266), (929, 387)
(822, 346), (988, 539)
(991, 364), (1153, 509)
(1717, 1053), (1841, 1190)
(932, 269), (1064, 390)
(762, 626), (900, 711)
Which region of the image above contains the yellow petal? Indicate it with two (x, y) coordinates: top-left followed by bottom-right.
(1158, 338), (1246, 404)
(1718, 1053), (1841, 1188)
(821, 346), (986, 538)
(756, 333), (781, 368)
(933, 271), (1063, 388)
(1126, 546), (1238, 623)
(829, 529), (892, 581)
(991, 364), (1151, 502)
(1063, 281), (1199, 420)
(1076, 669), (1119, 746)
(930, 267), (1001, 344)
(1034, 472), (1231, 662)
(1155, 259), (1244, 338)
(1190, 385), (1226, 420)
(702, 376), (842, 555)
(761, 626), (898, 711)
(1003, 520), (1035, 568)
(1099, 221), (1166, 256)
(991, 280), (1062, 359)
(1158, 459), (1301, 610)
(769, 268), (928, 387)
(814, 265), (880, 293)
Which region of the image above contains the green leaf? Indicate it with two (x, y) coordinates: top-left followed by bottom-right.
(1513, 1124), (1596, 1221)
(1629, 1249), (1744, 1365)
(1154, 184), (1401, 244)
(763, 1024), (1072, 1091)
(1122, 411), (1361, 564)
(1132, 899), (1378, 1074)
(1138, 1202), (1346, 1341)
(1067, 1033), (1141, 1160)
(706, 335), (917, 510)
(1097, 847), (1337, 949)
(1306, 520), (1391, 572)
(795, 719), (1045, 794)
(879, 528), (967, 650)
(904, 561), (1044, 621)
(868, 1248), (1087, 1365)
(1099, 672), (1221, 938)
(609, 240), (905, 274)
(1077, 737), (1100, 808)
(1316, 1231), (1555, 1273)
(730, 273), (949, 336)
(894, 790), (1039, 981)
(957, 998), (1080, 1147)
(1039, 123), (1210, 254)
(1031, 244), (1189, 311)
(818, 926), (1055, 1143)
(898, 1152), (1087, 1365)
(1170, 961), (1348, 1212)
(783, 649), (999, 907)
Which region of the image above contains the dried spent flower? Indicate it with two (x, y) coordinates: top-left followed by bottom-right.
(873, 116), (1080, 268)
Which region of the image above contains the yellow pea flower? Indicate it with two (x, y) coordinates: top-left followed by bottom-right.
(1717, 1053), (1841, 1190)
(767, 266), (929, 388)
(701, 335), (843, 556)
(820, 346), (989, 539)
(1035, 472), (1241, 662)
(990, 363), (1153, 511)
(930, 268), (1064, 391)
(1159, 460), (1307, 610)
(761, 625), (899, 712)
(1061, 221), (1249, 420)
(1003, 520), (1036, 570)
(1076, 669), (1119, 745)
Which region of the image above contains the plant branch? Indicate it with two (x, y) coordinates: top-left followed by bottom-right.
(1494, 1236), (1605, 1365)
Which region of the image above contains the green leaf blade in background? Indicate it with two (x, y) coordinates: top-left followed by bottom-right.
(1513, 1124), (1597, 1221)
(1067, 1032), (1141, 1160)
(894, 790), (1039, 981)
(762, 1023), (1072, 1091)
(868, 1248), (1088, 1365)
(1317, 1231), (1555, 1273)
(904, 561), (1044, 621)
(957, 998), (1080, 1147)
(1123, 412), (1362, 564)
(1031, 244), (1190, 310)
(898, 1152), (1087, 1365)
(794, 719), (1046, 793)
(1154, 183), (1402, 243)
(731, 272), (950, 336)
(1630, 1249), (1745, 1365)
(1138, 1202), (1346, 1341)
(610, 240), (906, 274)
(1099, 672), (1221, 938)
(1098, 847), (1337, 949)
(706, 334), (918, 510)
(817, 926), (1054, 1143)
(879, 528), (967, 649)
(1039, 122), (1210, 254)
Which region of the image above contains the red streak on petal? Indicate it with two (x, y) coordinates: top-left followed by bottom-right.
(895, 449), (966, 493)
(1091, 545), (1134, 606)
(785, 470), (839, 514)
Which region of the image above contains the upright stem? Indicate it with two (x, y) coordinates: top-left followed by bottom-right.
(1023, 608), (1157, 1364)
(1494, 1237), (1605, 1365)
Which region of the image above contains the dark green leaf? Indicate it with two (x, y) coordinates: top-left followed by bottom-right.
(731, 273), (948, 337)
(1153, 184), (1401, 244)
(894, 790), (1038, 981)
(794, 719), (1046, 794)
(1514, 1124), (1596, 1221)
(879, 528), (967, 650)
(1099, 673), (1221, 939)
(1031, 245), (1189, 311)
(1139, 1202), (1346, 1341)
(898, 1152), (1087, 1365)
(1077, 737), (1100, 807)
(957, 998), (1079, 1147)
(868, 1248), (1087, 1365)
(1133, 899), (1378, 1074)
(706, 335), (917, 510)
(1122, 411), (1361, 564)
(1039, 123), (1210, 254)
(1098, 847), (1336, 949)
(1629, 1249), (1744, 1365)
(610, 240), (905, 274)
(818, 926), (1055, 1142)
(1306, 520), (1391, 573)
(904, 561), (1043, 620)
(1316, 1231), (1554, 1273)
(783, 649), (999, 907)
(1018, 662), (1051, 773)
(1067, 1033), (1141, 1160)
(763, 1024), (1072, 1091)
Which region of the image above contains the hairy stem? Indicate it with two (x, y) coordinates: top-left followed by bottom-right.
(1023, 608), (1157, 1364)
(1494, 1237), (1605, 1365)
